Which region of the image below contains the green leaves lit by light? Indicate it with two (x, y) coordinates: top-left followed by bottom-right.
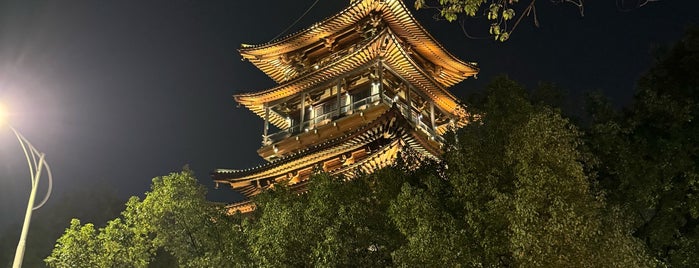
(414, 0), (522, 42)
(248, 171), (403, 266)
(487, 3), (501, 20)
(44, 219), (100, 268)
(46, 169), (250, 267)
(503, 8), (515, 20)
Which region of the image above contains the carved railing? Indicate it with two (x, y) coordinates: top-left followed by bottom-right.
(265, 91), (444, 145)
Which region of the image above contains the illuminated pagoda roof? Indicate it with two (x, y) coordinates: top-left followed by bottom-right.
(213, 0), (479, 213)
(238, 0), (477, 86)
(235, 29), (472, 131)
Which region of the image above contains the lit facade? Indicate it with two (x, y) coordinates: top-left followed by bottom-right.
(212, 0), (478, 213)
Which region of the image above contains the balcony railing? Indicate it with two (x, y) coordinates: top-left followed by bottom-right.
(264, 92), (444, 145)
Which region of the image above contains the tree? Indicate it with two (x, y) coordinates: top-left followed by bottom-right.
(0, 183), (124, 268)
(390, 77), (654, 266)
(45, 75), (679, 266)
(45, 216), (153, 268)
(137, 169), (250, 267)
(587, 27), (699, 267)
(389, 164), (471, 266)
(46, 169), (250, 267)
(248, 171), (404, 266)
(44, 219), (101, 267)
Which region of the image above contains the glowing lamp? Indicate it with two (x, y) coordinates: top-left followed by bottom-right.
(0, 103), (9, 126)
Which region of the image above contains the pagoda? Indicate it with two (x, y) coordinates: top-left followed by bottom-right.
(212, 0), (478, 213)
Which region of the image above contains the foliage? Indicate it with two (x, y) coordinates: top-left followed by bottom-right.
(413, 0), (587, 41)
(247, 171), (404, 266)
(45, 169), (250, 267)
(389, 77), (654, 267)
(244, 77), (655, 267)
(44, 219), (100, 267)
(44, 55), (699, 265)
(412, 0), (661, 42)
(587, 27), (699, 267)
(138, 170), (249, 267)
(0, 183), (123, 268)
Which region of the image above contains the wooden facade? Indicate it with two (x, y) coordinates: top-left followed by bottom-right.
(212, 0), (478, 213)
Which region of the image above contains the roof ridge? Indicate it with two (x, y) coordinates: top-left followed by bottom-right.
(238, 0), (374, 52)
(234, 29), (388, 100)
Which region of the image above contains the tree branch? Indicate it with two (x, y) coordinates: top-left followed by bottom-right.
(508, 0), (537, 38)
(552, 0), (584, 17)
(459, 18), (491, 40)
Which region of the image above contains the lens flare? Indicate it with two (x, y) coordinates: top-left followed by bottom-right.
(0, 103), (9, 126)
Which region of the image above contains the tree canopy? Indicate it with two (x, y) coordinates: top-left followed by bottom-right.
(46, 169), (249, 267)
(587, 27), (699, 267)
(46, 27), (698, 268)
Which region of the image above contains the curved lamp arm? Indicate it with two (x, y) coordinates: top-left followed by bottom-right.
(9, 126), (52, 210)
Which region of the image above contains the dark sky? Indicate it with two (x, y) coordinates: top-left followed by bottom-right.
(0, 0), (697, 229)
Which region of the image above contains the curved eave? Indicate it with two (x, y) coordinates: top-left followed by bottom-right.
(236, 30), (471, 129)
(212, 106), (442, 188)
(214, 107), (396, 184)
(380, 31), (471, 123)
(239, 0), (477, 86)
(236, 32), (383, 105)
(240, 103), (290, 130)
(236, 31), (385, 130)
(272, 139), (404, 195)
(238, 0), (374, 84)
(380, 0), (478, 84)
(225, 200), (256, 214)
(223, 138), (403, 212)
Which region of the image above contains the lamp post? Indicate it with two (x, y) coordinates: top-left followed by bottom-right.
(1, 106), (53, 268)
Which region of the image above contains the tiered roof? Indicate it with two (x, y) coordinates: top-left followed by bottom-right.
(236, 29), (473, 130)
(234, 0), (478, 129)
(214, 0), (479, 213)
(238, 0), (477, 86)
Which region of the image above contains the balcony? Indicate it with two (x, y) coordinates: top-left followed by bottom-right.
(263, 91), (445, 146)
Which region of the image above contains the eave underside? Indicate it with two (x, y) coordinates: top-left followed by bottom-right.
(213, 106), (442, 204)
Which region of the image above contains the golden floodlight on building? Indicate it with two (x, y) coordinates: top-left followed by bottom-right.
(212, 0), (479, 213)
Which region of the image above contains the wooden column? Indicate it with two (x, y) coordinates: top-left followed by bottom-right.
(377, 60), (384, 100)
(299, 92), (306, 132)
(430, 101), (435, 133)
(346, 79), (352, 114)
(405, 85), (412, 123)
(263, 103), (269, 144)
(336, 79), (342, 117)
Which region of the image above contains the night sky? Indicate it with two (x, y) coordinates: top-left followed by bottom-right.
(0, 0), (697, 230)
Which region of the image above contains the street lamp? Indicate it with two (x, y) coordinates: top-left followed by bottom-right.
(0, 103), (53, 268)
